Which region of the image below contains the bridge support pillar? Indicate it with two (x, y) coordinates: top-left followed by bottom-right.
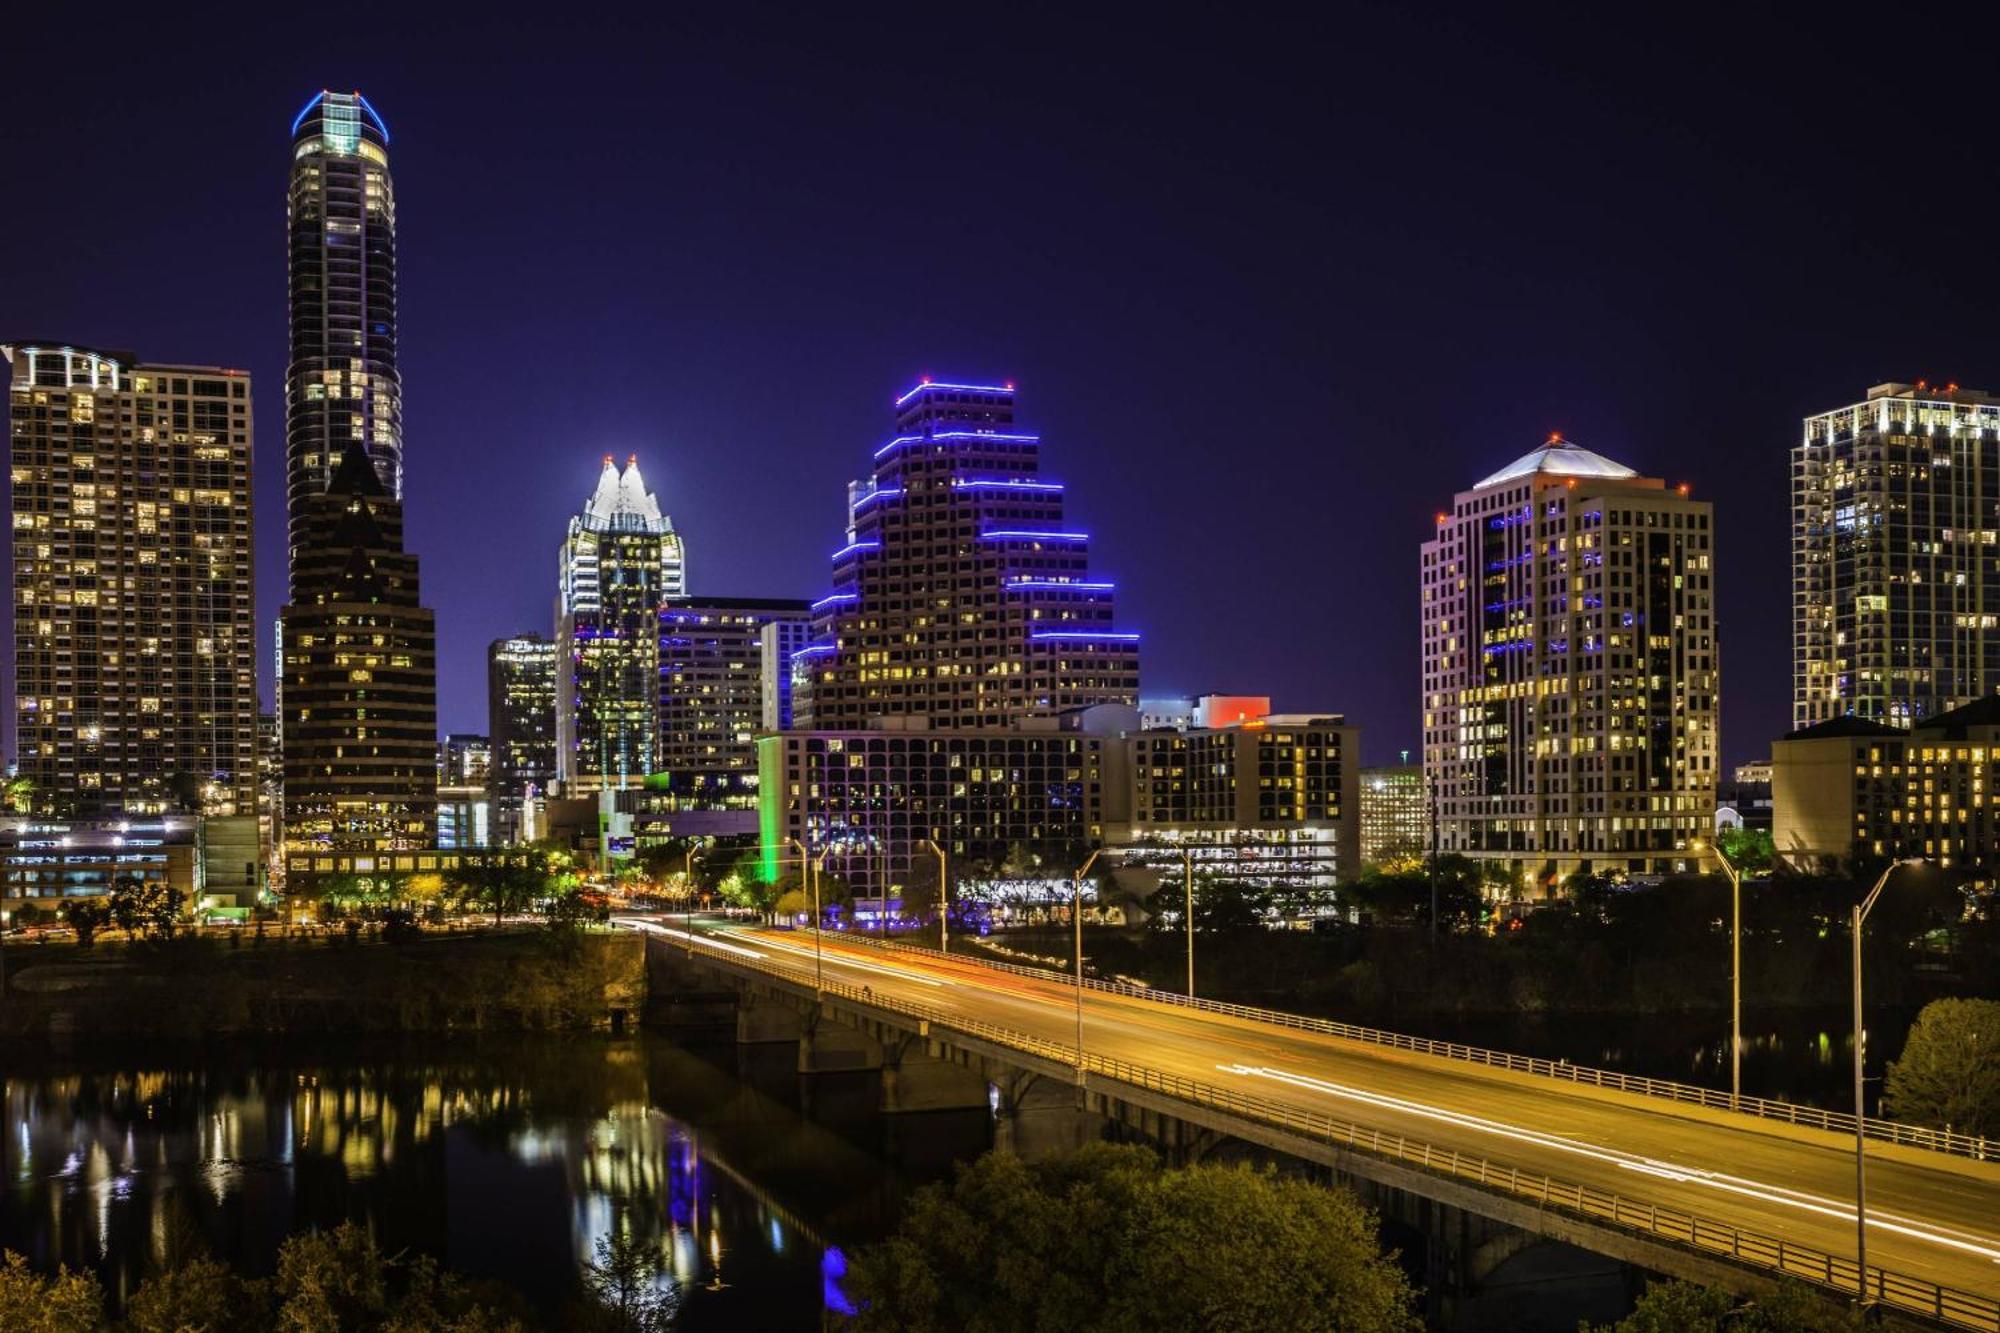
(880, 1039), (990, 1114)
(799, 1010), (883, 1074)
(737, 993), (804, 1045)
(992, 1069), (1105, 1159)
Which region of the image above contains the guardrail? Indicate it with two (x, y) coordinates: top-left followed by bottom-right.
(824, 928), (1996, 1163)
(641, 924), (2000, 1332)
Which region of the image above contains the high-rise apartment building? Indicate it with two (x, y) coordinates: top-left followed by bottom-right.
(280, 89), (438, 852)
(438, 734), (491, 786)
(5, 344), (257, 817)
(793, 380), (1139, 729)
(657, 597), (809, 808)
(1358, 762), (1428, 866)
(279, 444), (438, 847)
(1793, 382), (2000, 729)
(1420, 437), (1718, 885)
(286, 90), (400, 576)
(557, 457), (685, 795)
(488, 634), (557, 843)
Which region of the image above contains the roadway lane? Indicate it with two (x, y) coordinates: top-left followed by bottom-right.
(652, 918), (2000, 1305)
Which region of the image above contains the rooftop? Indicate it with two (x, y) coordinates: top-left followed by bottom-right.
(1780, 717), (1905, 742)
(1913, 695), (2000, 738)
(1475, 436), (1640, 490)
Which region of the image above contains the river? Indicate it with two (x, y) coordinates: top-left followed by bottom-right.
(0, 1035), (992, 1325)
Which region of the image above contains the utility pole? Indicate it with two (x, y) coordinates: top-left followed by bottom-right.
(1180, 848), (1195, 998)
(1428, 772), (1440, 944)
(1851, 857), (1924, 1308)
(920, 838), (948, 953)
(1071, 848), (1103, 1076)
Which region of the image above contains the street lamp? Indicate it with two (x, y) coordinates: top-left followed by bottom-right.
(682, 845), (703, 955)
(919, 838), (949, 953)
(1071, 848), (1103, 1074)
(812, 847), (832, 993)
(1699, 840), (1744, 1105)
(1179, 848), (1195, 998)
(1851, 856), (1925, 1305)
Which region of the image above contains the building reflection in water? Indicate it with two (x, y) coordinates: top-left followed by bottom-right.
(0, 1041), (869, 1324)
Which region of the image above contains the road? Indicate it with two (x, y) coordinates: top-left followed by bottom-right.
(633, 915), (2000, 1310)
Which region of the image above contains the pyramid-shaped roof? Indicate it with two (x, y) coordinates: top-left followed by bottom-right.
(579, 454), (671, 534)
(327, 440), (387, 497)
(1476, 438), (1639, 490)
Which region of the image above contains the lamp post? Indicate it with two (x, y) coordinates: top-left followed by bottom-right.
(1704, 841), (1744, 1105)
(682, 846), (703, 955)
(920, 838), (949, 953)
(1179, 848), (1195, 998)
(1851, 857), (1924, 1306)
(812, 848), (832, 993)
(1072, 848), (1103, 1074)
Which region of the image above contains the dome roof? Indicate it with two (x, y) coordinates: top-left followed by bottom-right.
(1476, 438), (1638, 490)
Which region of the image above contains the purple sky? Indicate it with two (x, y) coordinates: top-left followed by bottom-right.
(8, 6), (2000, 767)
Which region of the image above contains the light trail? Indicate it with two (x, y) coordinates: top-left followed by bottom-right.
(753, 935), (948, 988)
(611, 919), (770, 961)
(1220, 1064), (2000, 1265)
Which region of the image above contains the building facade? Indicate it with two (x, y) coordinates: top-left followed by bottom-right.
(759, 617), (812, 731)
(286, 90), (400, 567)
(1794, 383), (2000, 729)
(1773, 699), (2000, 874)
(1421, 438), (1719, 885)
(793, 380), (1138, 729)
(438, 733), (491, 786)
(487, 634), (557, 844)
(1104, 714), (1361, 884)
(279, 444), (438, 848)
(556, 457), (685, 796)
(5, 344), (258, 819)
(1358, 762), (1428, 866)
(757, 725), (1106, 891)
(656, 597), (810, 809)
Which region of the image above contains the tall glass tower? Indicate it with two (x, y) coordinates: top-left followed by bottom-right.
(286, 89), (399, 589)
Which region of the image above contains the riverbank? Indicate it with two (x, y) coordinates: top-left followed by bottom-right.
(0, 928), (644, 1041)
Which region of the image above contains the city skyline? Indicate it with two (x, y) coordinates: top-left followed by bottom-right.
(12, 12), (2000, 769)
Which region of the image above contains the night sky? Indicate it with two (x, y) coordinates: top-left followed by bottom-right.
(6, 6), (2000, 768)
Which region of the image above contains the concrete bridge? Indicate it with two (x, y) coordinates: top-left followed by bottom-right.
(633, 919), (2000, 1332)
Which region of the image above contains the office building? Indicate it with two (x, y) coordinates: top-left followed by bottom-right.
(437, 785), (490, 849)
(439, 733), (491, 786)
(556, 456), (685, 795)
(286, 89), (401, 575)
(1794, 382), (2000, 729)
(488, 634), (557, 844)
(1717, 758), (1773, 833)
(760, 618), (812, 731)
(1104, 713), (1360, 885)
(1420, 436), (1719, 886)
(5, 343), (257, 818)
(757, 724), (1106, 891)
(280, 89), (438, 852)
(1358, 762), (1428, 866)
(793, 379), (1138, 729)
(279, 443), (437, 848)
(657, 597), (810, 808)
(1773, 700), (2000, 874)
(0, 813), (260, 919)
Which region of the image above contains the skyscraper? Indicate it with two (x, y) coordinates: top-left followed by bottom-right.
(286, 90), (399, 581)
(279, 443), (438, 847)
(1420, 437), (1719, 886)
(557, 457), (685, 795)
(656, 597), (809, 808)
(488, 634), (556, 843)
(794, 379), (1138, 728)
(4, 344), (257, 816)
(1793, 382), (2000, 729)
(279, 89), (439, 852)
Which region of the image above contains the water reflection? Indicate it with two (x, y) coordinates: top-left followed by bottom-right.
(0, 1038), (975, 1324)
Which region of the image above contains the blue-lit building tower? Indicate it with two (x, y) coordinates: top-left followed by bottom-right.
(793, 379), (1139, 729)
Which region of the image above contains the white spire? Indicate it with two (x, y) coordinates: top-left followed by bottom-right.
(579, 454), (671, 534)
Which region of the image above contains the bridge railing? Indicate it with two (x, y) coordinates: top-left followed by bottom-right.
(824, 928), (1995, 1163)
(643, 925), (2000, 1333)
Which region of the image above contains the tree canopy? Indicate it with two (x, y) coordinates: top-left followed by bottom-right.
(1883, 997), (2000, 1136)
(841, 1143), (1416, 1333)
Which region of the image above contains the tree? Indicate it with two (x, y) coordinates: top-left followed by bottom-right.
(582, 1229), (676, 1332)
(58, 897), (112, 949)
(1715, 826), (1775, 875)
(0, 1251), (102, 1333)
(1882, 997), (2000, 1136)
(450, 853), (550, 927)
(842, 1143), (1416, 1333)
(1587, 1278), (1862, 1331)
(1, 774), (34, 815)
(125, 1255), (269, 1333)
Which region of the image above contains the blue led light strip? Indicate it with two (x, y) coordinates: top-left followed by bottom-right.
(791, 643), (839, 662)
(830, 540), (881, 561)
(952, 478), (1064, 492)
(1006, 580), (1116, 591)
(874, 431), (1042, 460)
(981, 530), (1089, 542)
(811, 593), (858, 611)
(894, 380), (1015, 407)
(853, 487), (906, 510)
(1029, 631), (1140, 642)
